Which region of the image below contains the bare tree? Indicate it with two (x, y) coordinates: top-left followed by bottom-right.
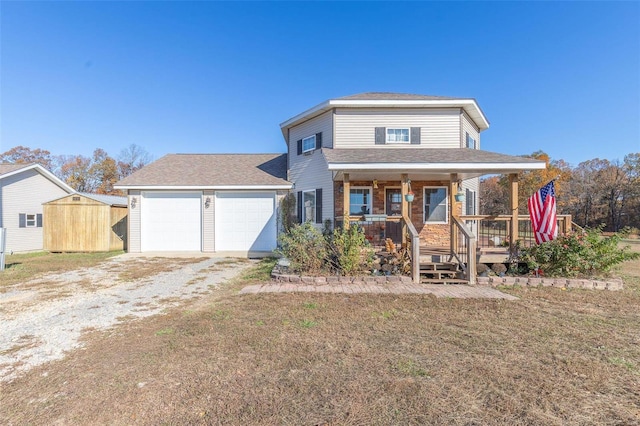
(117, 144), (152, 178)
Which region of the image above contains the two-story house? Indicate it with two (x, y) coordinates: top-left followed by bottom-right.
(282, 93), (544, 249)
(116, 93), (546, 281)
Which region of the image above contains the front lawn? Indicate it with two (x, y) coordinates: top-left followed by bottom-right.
(2, 256), (639, 424)
(0, 251), (122, 288)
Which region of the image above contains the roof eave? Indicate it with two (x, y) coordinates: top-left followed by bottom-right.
(0, 163), (75, 193)
(327, 161), (545, 172)
(114, 184), (293, 191)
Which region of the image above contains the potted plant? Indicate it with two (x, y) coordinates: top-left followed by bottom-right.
(454, 190), (465, 203)
(405, 191), (415, 202)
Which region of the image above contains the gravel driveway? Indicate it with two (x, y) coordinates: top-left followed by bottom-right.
(0, 255), (254, 383)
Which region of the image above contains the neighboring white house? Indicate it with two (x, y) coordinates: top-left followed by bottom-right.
(115, 92), (546, 257)
(0, 163), (74, 253)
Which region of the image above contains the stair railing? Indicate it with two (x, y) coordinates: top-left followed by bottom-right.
(451, 216), (477, 285)
(402, 214), (421, 284)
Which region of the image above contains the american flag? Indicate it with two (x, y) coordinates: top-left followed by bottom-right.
(528, 180), (558, 245)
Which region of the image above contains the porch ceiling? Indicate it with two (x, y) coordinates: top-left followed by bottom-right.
(324, 148), (546, 181)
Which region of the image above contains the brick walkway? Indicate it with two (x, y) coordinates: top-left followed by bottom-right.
(239, 282), (518, 300)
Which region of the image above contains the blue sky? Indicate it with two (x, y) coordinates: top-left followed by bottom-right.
(1, 1), (638, 167)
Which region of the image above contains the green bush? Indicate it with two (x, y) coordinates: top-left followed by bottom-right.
(276, 223), (376, 276)
(326, 225), (375, 276)
(276, 222), (327, 274)
(520, 227), (640, 277)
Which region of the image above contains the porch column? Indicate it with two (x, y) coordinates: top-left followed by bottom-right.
(343, 173), (350, 229)
(450, 173), (459, 254)
(509, 173), (519, 246)
(401, 173), (408, 245)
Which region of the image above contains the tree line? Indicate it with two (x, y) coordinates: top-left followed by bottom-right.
(0, 144), (152, 195)
(480, 151), (640, 232)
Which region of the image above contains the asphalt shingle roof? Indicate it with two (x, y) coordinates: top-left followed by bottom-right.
(115, 154), (290, 187)
(336, 92), (465, 101)
(0, 163), (33, 176)
(322, 148), (543, 165)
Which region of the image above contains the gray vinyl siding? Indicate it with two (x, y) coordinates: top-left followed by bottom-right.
(288, 111), (334, 226)
(128, 190), (141, 253)
(461, 110), (480, 149)
(202, 190), (214, 252)
(334, 108), (461, 148)
(0, 169), (70, 252)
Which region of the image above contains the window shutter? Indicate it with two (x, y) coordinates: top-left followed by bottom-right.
(315, 132), (322, 150)
(315, 188), (323, 224)
(19, 213), (26, 228)
(297, 139), (302, 155)
(375, 127), (385, 144)
(37, 214), (43, 228)
(410, 127), (421, 144)
(297, 191), (303, 223)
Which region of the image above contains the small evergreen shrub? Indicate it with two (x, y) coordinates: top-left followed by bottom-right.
(520, 227), (640, 277)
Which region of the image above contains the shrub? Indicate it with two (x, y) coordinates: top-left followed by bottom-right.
(279, 193), (297, 234)
(276, 222), (327, 274)
(326, 225), (375, 276)
(491, 263), (507, 275)
(520, 227), (640, 277)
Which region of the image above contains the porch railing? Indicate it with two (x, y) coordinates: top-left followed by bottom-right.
(459, 214), (574, 249)
(403, 214), (421, 284)
(451, 216), (477, 285)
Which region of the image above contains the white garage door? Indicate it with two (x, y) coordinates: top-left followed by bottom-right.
(141, 192), (201, 251)
(215, 192), (276, 252)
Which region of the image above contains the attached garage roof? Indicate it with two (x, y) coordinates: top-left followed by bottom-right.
(115, 154), (291, 190)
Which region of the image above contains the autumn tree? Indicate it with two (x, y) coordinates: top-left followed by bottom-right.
(117, 144), (152, 178)
(0, 146), (54, 169)
(56, 155), (94, 192)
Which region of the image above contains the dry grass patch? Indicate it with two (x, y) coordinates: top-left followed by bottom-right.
(116, 257), (207, 282)
(0, 251), (121, 289)
(2, 254), (640, 425)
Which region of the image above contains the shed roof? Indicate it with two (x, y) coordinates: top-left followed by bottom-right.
(115, 154), (291, 189)
(79, 193), (128, 206)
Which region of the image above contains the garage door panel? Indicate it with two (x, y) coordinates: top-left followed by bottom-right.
(141, 192), (201, 251)
(215, 192), (276, 252)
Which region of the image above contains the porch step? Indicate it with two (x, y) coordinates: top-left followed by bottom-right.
(420, 278), (469, 285)
(419, 261), (464, 283)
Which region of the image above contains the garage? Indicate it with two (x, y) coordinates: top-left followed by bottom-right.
(215, 192), (277, 252)
(141, 192), (201, 251)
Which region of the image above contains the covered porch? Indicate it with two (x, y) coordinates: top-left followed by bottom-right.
(324, 148), (548, 284)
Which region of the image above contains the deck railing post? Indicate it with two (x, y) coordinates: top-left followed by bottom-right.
(509, 174), (519, 247)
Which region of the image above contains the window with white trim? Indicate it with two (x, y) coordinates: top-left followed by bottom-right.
(349, 187), (372, 216)
(26, 214), (36, 227)
(19, 213), (42, 228)
(302, 135), (316, 153)
(386, 128), (410, 144)
(423, 187), (448, 223)
(466, 132), (476, 149)
(302, 190), (316, 222)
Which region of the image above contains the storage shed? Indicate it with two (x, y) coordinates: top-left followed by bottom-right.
(43, 193), (128, 252)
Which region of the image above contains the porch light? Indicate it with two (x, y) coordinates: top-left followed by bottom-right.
(205, 197), (211, 209)
(373, 179), (378, 189)
(130, 197), (137, 208)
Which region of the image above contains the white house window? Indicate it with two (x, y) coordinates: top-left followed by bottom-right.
(349, 187), (372, 216)
(26, 214), (36, 227)
(424, 187), (448, 223)
(303, 190), (316, 222)
(466, 132), (476, 149)
(466, 189), (477, 215)
(302, 135), (316, 153)
(386, 128), (410, 143)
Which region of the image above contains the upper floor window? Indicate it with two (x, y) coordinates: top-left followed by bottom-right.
(423, 187), (448, 224)
(302, 135), (316, 153)
(466, 132), (477, 149)
(349, 187), (372, 216)
(386, 128), (410, 143)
